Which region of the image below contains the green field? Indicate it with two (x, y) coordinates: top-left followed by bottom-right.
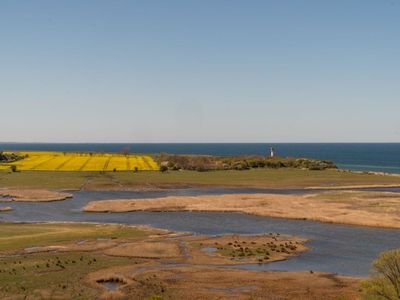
(0, 223), (148, 251)
(1, 168), (400, 190)
(0, 251), (135, 299)
(0, 223), (150, 299)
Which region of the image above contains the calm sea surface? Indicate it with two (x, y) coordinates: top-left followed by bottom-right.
(1, 143), (400, 173)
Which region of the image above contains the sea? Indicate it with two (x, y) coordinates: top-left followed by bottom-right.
(1, 143), (400, 174)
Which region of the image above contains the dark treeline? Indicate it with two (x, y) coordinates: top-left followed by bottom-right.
(0, 151), (25, 163)
(157, 153), (337, 172)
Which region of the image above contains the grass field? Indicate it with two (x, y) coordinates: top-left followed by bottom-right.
(0, 151), (159, 171)
(0, 223), (151, 299)
(0, 223), (148, 251)
(1, 168), (400, 190)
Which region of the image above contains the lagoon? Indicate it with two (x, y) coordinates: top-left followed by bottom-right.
(1, 188), (400, 277)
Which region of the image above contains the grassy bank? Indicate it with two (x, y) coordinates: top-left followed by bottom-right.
(1, 168), (400, 190)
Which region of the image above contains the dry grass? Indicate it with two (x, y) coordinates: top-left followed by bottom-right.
(0, 206), (12, 212)
(0, 188), (73, 202)
(104, 241), (181, 258)
(83, 191), (400, 229)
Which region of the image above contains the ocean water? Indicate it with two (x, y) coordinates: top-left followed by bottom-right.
(0, 143), (399, 174)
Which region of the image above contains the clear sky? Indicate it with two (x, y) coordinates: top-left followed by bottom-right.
(1, 0), (399, 143)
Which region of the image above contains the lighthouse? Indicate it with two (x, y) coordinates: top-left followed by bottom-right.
(269, 147), (275, 158)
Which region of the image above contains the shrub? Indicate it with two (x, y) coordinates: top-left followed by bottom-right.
(159, 165), (168, 172)
(172, 164), (181, 171)
(0, 152), (25, 163)
(233, 162), (250, 170)
(195, 165), (207, 172)
(157, 153), (336, 171)
(248, 159), (265, 168)
(309, 165), (324, 171)
(362, 249), (400, 300)
(10, 165), (17, 172)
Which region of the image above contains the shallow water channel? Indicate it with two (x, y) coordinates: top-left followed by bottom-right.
(1, 187), (400, 277)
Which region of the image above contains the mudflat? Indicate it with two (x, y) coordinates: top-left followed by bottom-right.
(83, 191), (400, 229)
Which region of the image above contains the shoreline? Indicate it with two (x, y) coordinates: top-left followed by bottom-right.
(52, 181), (400, 193)
(81, 182), (400, 191)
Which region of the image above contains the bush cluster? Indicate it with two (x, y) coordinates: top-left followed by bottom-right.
(362, 249), (400, 300)
(157, 153), (336, 172)
(0, 151), (25, 163)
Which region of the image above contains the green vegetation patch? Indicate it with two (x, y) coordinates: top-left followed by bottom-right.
(0, 170), (91, 189)
(157, 153), (337, 171)
(0, 222), (148, 252)
(0, 151), (25, 163)
(2, 168), (400, 190)
(362, 249), (400, 300)
(0, 251), (137, 299)
(115, 168), (400, 189)
(209, 239), (300, 263)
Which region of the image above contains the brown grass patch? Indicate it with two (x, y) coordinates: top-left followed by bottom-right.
(0, 206), (12, 212)
(0, 188), (73, 202)
(104, 241), (181, 258)
(83, 192), (400, 228)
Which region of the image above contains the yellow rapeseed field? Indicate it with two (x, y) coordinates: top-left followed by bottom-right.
(0, 151), (159, 171)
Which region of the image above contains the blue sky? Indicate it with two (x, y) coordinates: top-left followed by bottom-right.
(1, 1), (399, 142)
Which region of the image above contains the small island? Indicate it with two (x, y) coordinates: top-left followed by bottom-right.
(0, 206), (12, 212)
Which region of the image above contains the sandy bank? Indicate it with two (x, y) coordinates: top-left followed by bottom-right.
(83, 191), (400, 229)
(0, 189), (73, 202)
(306, 183), (400, 190)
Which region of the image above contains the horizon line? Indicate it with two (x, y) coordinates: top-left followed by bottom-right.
(1, 141), (400, 144)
